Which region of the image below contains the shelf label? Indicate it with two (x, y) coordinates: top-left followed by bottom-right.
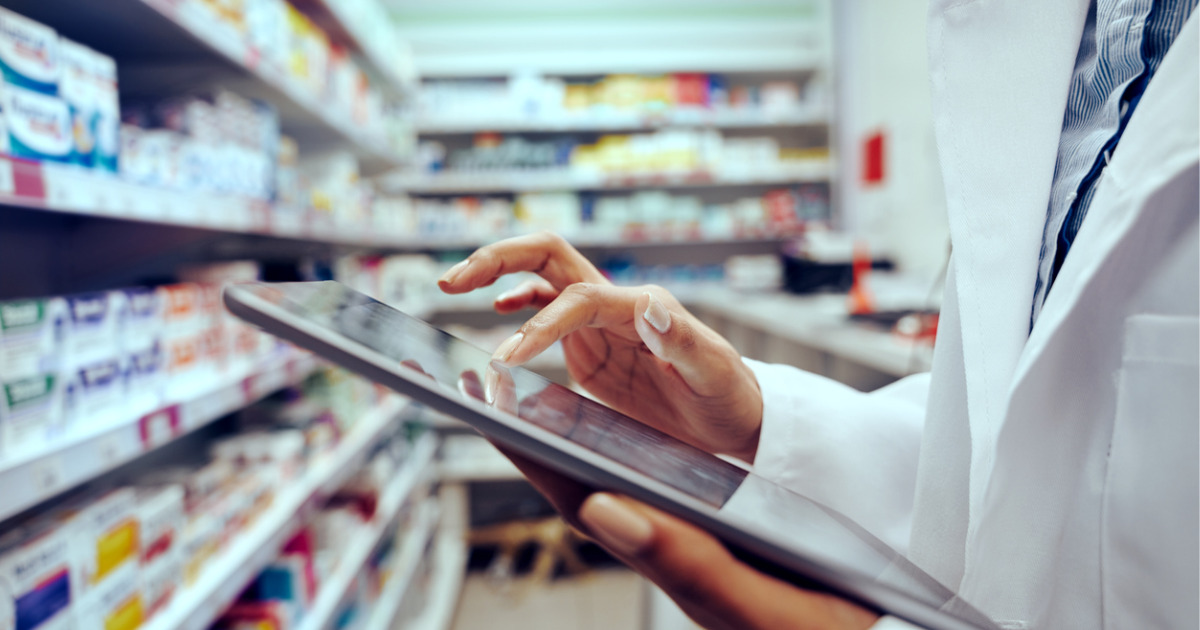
(139, 404), (182, 450)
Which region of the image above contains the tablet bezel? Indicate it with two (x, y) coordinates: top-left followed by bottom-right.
(224, 281), (992, 630)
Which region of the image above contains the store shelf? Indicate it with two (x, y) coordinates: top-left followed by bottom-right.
(143, 395), (411, 630)
(361, 499), (442, 630)
(405, 488), (468, 630)
(383, 161), (831, 194)
(416, 108), (827, 134)
(438, 435), (522, 483)
(297, 0), (416, 94)
(0, 351), (319, 524)
(0, 0), (403, 174)
(297, 432), (438, 630)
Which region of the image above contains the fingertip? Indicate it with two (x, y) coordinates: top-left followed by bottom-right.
(580, 493), (654, 558)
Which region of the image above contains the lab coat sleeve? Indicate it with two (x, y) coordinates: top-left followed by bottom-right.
(743, 358), (928, 553)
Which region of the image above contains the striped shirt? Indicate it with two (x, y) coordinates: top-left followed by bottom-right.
(1030, 0), (1197, 327)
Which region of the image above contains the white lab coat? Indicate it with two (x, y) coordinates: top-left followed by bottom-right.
(746, 3), (1198, 628)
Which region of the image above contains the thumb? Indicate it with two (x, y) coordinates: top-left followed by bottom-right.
(633, 291), (737, 395)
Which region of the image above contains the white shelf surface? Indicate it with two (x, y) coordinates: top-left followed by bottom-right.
(385, 161), (831, 194)
(0, 156), (795, 253)
(0, 351), (318, 523)
(143, 395), (411, 630)
(297, 432), (438, 630)
(686, 288), (934, 376)
(405, 486), (468, 630)
(136, 0), (403, 171)
(416, 108), (827, 134)
(361, 498), (442, 630)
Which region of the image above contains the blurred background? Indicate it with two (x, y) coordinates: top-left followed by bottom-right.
(0, 1), (945, 629)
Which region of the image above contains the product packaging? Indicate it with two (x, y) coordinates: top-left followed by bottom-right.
(0, 298), (67, 379)
(135, 485), (184, 619)
(119, 288), (161, 355)
(0, 7), (59, 95)
(0, 83), (71, 163)
(57, 37), (96, 168)
(62, 356), (126, 430)
(0, 521), (75, 630)
(91, 49), (119, 174)
(74, 561), (141, 630)
(63, 292), (123, 368)
(0, 371), (64, 458)
(57, 488), (140, 593)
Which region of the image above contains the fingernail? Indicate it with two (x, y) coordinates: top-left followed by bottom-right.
(439, 260), (470, 285)
(642, 293), (671, 334)
(484, 366), (499, 405)
(495, 288), (519, 303)
(492, 332), (524, 365)
(580, 494), (653, 557)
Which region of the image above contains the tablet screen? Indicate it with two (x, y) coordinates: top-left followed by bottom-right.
(236, 281), (987, 627)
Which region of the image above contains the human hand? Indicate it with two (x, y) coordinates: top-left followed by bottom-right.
(439, 232), (763, 461)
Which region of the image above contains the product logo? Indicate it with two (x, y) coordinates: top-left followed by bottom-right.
(81, 360), (120, 387)
(125, 289), (158, 316)
(0, 18), (53, 68)
(4, 375), (53, 407)
(0, 300), (43, 329)
(69, 294), (108, 323)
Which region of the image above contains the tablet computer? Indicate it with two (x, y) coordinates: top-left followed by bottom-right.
(224, 281), (994, 630)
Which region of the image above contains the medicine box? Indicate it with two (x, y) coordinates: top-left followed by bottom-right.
(91, 50), (118, 174)
(58, 488), (139, 593)
(0, 372), (64, 459)
(135, 485), (183, 618)
(0, 521), (75, 630)
(0, 298), (66, 380)
(74, 561), (141, 630)
(63, 292), (123, 368)
(0, 6), (59, 95)
(62, 356), (126, 430)
(57, 37), (96, 168)
(118, 288), (161, 354)
(0, 83), (71, 163)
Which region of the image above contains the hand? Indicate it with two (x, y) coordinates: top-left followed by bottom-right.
(493, 446), (879, 630)
(439, 232), (763, 461)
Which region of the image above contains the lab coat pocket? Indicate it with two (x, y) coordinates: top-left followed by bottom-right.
(1101, 314), (1198, 630)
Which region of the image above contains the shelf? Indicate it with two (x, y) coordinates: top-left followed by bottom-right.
(297, 0), (417, 94)
(416, 108), (827, 134)
(297, 432), (438, 630)
(405, 487), (468, 630)
(383, 161), (832, 194)
(0, 351), (319, 524)
(438, 435), (522, 483)
(0, 158), (797, 253)
(361, 498), (442, 630)
(142, 395), (411, 630)
(0, 0), (404, 174)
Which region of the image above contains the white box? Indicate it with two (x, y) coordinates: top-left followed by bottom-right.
(117, 288), (161, 355)
(0, 298), (66, 380)
(63, 292), (122, 368)
(74, 561), (140, 630)
(57, 489), (139, 594)
(0, 6), (59, 95)
(0, 521), (75, 630)
(135, 485), (183, 619)
(62, 356), (126, 431)
(123, 343), (164, 417)
(58, 37), (95, 168)
(0, 372), (64, 458)
(91, 50), (118, 174)
(0, 83), (71, 163)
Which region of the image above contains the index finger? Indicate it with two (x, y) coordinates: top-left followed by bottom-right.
(438, 231), (608, 294)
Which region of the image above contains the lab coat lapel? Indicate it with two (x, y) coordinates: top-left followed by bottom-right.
(926, 0), (1088, 533)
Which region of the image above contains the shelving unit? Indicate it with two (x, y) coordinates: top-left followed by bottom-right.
(384, 160), (831, 195)
(415, 107), (826, 134)
(296, 432), (438, 630)
(0, 351), (317, 523)
(361, 498), (443, 630)
(142, 395), (412, 630)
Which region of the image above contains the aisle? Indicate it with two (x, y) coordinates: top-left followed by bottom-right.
(450, 570), (644, 630)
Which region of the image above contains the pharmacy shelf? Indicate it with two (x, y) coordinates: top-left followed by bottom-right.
(297, 432), (438, 630)
(299, 0), (417, 93)
(415, 108), (827, 134)
(143, 395), (411, 630)
(384, 161), (831, 194)
(0, 351), (319, 524)
(1, 0), (403, 173)
(406, 485), (468, 630)
(0, 156), (796, 255)
(361, 499), (442, 630)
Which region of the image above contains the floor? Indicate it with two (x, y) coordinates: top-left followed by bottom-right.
(450, 569), (645, 630)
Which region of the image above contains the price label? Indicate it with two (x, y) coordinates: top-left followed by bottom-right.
(138, 405), (182, 449)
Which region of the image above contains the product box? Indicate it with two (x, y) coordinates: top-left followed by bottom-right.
(74, 561), (141, 630)
(123, 342), (165, 417)
(63, 292), (123, 368)
(0, 83), (71, 163)
(0, 521), (75, 630)
(90, 49), (118, 174)
(157, 284), (202, 392)
(135, 485), (184, 619)
(0, 298), (66, 379)
(118, 288), (161, 354)
(58, 489), (139, 593)
(57, 37), (95, 168)
(0, 7), (58, 95)
(0, 372), (64, 458)
(62, 357), (126, 430)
